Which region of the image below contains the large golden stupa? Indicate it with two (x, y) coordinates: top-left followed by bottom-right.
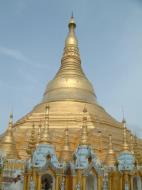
(0, 16), (142, 190)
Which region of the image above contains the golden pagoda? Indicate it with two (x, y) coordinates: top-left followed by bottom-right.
(60, 127), (72, 162)
(0, 16), (142, 190)
(0, 113), (19, 159)
(26, 123), (37, 155)
(105, 134), (116, 167)
(12, 15), (130, 161)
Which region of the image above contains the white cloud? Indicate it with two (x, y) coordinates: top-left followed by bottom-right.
(0, 47), (31, 64)
(0, 46), (48, 69)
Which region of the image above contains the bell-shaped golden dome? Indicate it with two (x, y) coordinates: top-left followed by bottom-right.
(43, 16), (96, 104)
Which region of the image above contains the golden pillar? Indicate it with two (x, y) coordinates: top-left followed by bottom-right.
(23, 173), (29, 190)
(130, 174), (134, 190)
(55, 175), (60, 190)
(124, 172), (129, 189)
(82, 175), (86, 190)
(109, 173), (112, 190)
(77, 170), (82, 187)
(37, 174), (41, 190)
(72, 175), (77, 190)
(0, 171), (3, 190)
(120, 175), (123, 190)
(98, 175), (102, 190)
(66, 175), (73, 190)
(27, 172), (32, 190)
(32, 168), (37, 184)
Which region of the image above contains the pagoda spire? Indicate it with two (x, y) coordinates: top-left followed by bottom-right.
(40, 106), (51, 144)
(108, 135), (114, 154)
(56, 15), (83, 77)
(130, 134), (134, 154)
(66, 15), (77, 46)
(64, 128), (70, 151)
(27, 123), (37, 155)
(37, 121), (42, 145)
(8, 112), (13, 129)
(0, 113), (19, 159)
(105, 135), (116, 166)
(43, 16), (96, 104)
(80, 107), (88, 145)
(122, 119), (129, 151)
(61, 128), (71, 162)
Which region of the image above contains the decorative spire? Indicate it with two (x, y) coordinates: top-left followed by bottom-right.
(42, 15), (96, 104)
(27, 123), (37, 155)
(130, 134), (134, 154)
(57, 15), (82, 77)
(65, 14), (77, 46)
(0, 112), (19, 159)
(71, 11), (74, 19)
(37, 121), (42, 145)
(108, 135), (114, 154)
(8, 112), (13, 129)
(122, 120), (129, 151)
(61, 128), (71, 162)
(105, 135), (116, 166)
(80, 107), (88, 145)
(64, 128), (70, 151)
(98, 130), (103, 151)
(40, 106), (51, 144)
(121, 106), (126, 123)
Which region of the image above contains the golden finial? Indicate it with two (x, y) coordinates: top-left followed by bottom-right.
(40, 105), (51, 144)
(122, 119), (129, 151)
(105, 134), (116, 166)
(71, 11), (74, 18)
(65, 15), (78, 47)
(68, 13), (76, 28)
(80, 107), (88, 145)
(8, 112), (13, 129)
(27, 123), (37, 155)
(121, 106), (126, 123)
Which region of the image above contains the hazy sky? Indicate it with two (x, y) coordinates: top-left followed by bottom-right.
(0, 0), (142, 137)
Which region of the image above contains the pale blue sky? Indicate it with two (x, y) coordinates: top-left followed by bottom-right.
(0, 0), (142, 137)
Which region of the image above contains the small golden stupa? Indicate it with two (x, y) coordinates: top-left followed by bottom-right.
(0, 113), (19, 159)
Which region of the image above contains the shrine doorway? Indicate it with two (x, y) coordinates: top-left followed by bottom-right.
(86, 172), (97, 190)
(133, 176), (142, 190)
(41, 174), (54, 190)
